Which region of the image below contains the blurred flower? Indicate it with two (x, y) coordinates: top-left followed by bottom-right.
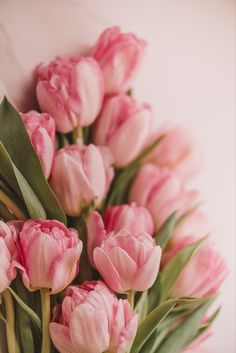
(0, 221), (18, 293)
(92, 26), (146, 94)
(129, 164), (200, 230)
(87, 211), (161, 293)
(171, 209), (212, 243)
(146, 124), (203, 182)
(36, 56), (104, 133)
(50, 143), (113, 216)
(14, 219), (82, 294)
(93, 94), (153, 167)
(22, 110), (55, 179)
(162, 235), (228, 298)
(49, 281), (138, 353)
(104, 203), (154, 236)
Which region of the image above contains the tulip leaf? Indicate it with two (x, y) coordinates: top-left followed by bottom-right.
(0, 142), (45, 219)
(135, 291), (148, 322)
(8, 286), (41, 331)
(157, 296), (215, 353)
(155, 211), (178, 250)
(148, 274), (162, 313)
(0, 97), (66, 223)
(106, 135), (165, 206)
(13, 277), (35, 353)
(160, 236), (207, 302)
(130, 299), (178, 353)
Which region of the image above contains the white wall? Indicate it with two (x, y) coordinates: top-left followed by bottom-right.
(0, 0), (235, 352)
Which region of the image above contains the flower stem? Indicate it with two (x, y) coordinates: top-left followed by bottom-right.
(2, 289), (16, 353)
(72, 126), (83, 143)
(0, 190), (27, 220)
(127, 290), (135, 311)
(40, 289), (51, 353)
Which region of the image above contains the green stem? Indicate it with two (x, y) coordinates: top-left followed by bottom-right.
(127, 290), (135, 311)
(40, 289), (51, 353)
(2, 289), (16, 353)
(72, 126), (83, 143)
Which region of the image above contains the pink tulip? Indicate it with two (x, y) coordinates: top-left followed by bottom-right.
(93, 94), (153, 167)
(92, 26), (146, 94)
(129, 164), (200, 230)
(184, 348), (213, 353)
(36, 56), (104, 133)
(49, 281), (139, 353)
(21, 110), (55, 179)
(0, 221), (18, 293)
(146, 124), (203, 182)
(162, 236), (228, 298)
(15, 219), (82, 294)
(87, 212), (161, 293)
(104, 203), (154, 236)
(50, 143), (113, 216)
(171, 209), (212, 243)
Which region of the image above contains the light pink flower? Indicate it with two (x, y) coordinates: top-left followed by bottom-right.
(146, 124), (203, 182)
(36, 56), (104, 133)
(49, 143), (113, 216)
(92, 26), (146, 94)
(129, 164), (200, 230)
(87, 212), (161, 293)
(104, 203), (154, 236)
(171, 209), (212, 243)
(0, 221), (18, 293)
(15, 219), (82, 294)
(93, 94), (153, 167)
(49, 281), (139, 353)
(22, 110), (55, 179)
(162, 235), (228, 298)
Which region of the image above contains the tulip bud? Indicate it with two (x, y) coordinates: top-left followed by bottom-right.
(93, 94), (153, 167)
(0, 221), (18, 293)
(36, 56), (104, 133)
(87, 212), (161, 293)
(92, 26), (146, 94)
(129, 164), (200, 230)
(15, 219), (82, 294)
(146, 124), (203, 182)
(104, 203), (154, 236)
(22, 110), (55, 179)
(162, 236), (228, 298)
(49, 281), (139, 353)
(50, 143), (113, 216)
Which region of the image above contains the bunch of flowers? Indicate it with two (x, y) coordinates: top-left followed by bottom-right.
(0, 27), (227, 353)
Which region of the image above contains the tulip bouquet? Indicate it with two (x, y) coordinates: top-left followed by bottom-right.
(0, 27), (227, 353)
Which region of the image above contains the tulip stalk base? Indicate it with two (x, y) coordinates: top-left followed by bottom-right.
(40, 289), (51, 353)
(0, 190), (27, 220)
(2, 289), (16, 353)
(127, 290), (135, 311)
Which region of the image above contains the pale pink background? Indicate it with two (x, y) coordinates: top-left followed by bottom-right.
(0, 0), (235, 352)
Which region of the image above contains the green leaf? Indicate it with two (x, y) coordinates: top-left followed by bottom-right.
(0, 142), (45, 219)
(157, 296), (215, 353)
(155, 211), (178, 249)
(135, 291), (148, 322)
(106, 135), (165, 206)
(148, 274), (162, 313)
(13, 277), (35, 353)
(8, 286), (41, 331)
(0, 97), (66, 223)
(130, 299), (177, 353)
(160, 236), (207, 302)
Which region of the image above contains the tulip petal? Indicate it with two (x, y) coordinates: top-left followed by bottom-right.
(133, 246), (162, 291)
(51, 242), (83, 294)
(93, 247), (124, 293)
(70, 304), (109, 353)
(49, 323), (75, 353)
(87, 212), (107, 267)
